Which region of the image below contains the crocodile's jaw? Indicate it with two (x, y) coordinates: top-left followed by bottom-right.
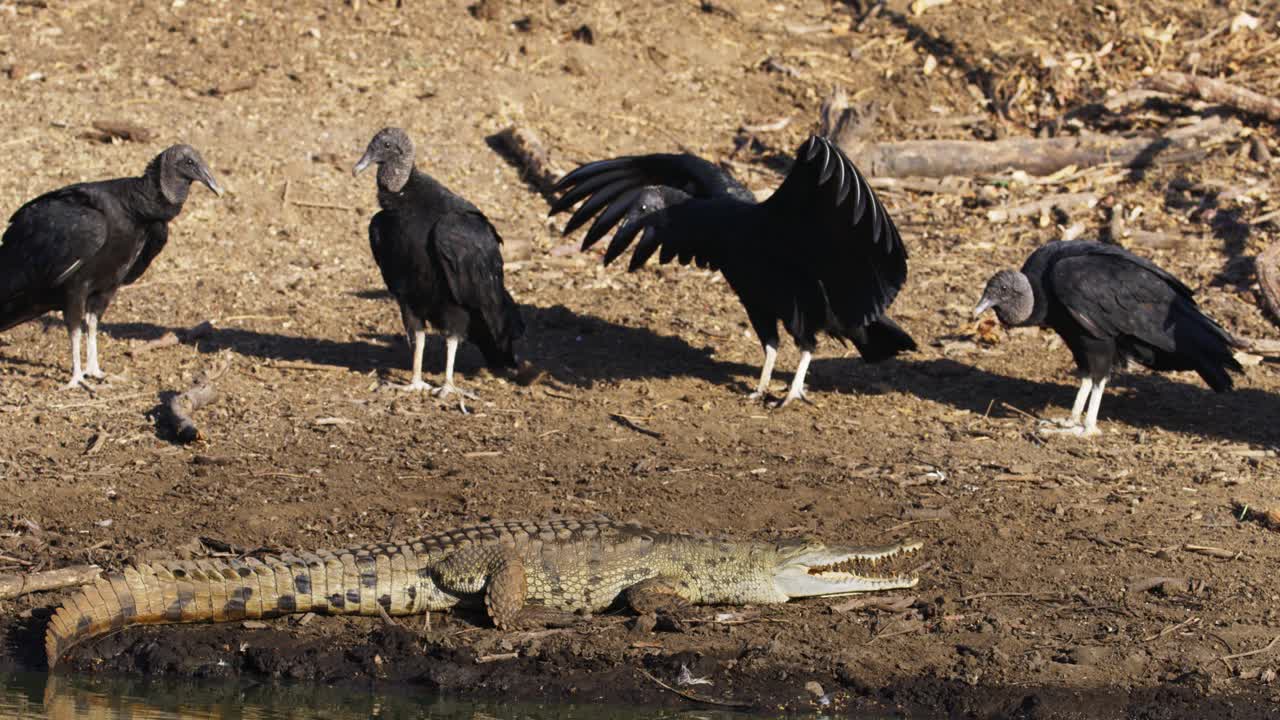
(773, 540), (922, 598)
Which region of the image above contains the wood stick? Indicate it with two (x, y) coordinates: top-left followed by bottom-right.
(1145, 72), (1280, 122)
(0, 565), (101, 600)
(1257, 239), (1280, 328)
(839, 116), (1241, 178)
(986, 193), (1098, 223)
(164, 354), (230, 443)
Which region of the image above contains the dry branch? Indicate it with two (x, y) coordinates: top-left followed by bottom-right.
(127, 320), (215, 357)
(164, 353), (230, 444)
(1145, 72), (1280, 122)
(0, 565), (101, 600)
(1257, 239), (1280, 328)
(837, 116), (1240, 179)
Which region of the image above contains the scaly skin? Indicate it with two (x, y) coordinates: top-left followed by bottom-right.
(46, 518), (921, 667)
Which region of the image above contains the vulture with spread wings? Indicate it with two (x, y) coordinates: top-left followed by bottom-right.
(549, 135), (915, 406)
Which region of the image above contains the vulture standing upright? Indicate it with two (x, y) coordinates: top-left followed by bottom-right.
(549, 135), (915, 406)
(974, 240), (1244, 437)
(353, 127), (524, 412)
(0, 145), (222, 387)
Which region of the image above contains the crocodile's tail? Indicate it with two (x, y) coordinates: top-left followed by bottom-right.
(46, 549), (428, 668)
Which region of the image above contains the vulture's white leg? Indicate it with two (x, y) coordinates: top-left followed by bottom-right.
(63, 325), (86, 389)
(748, 344), (778, 400)
(1042, 377), (1106, 438)
(395, 329), (433, 392)
(777, 350), (812, 408)
(83, 313), (105, 379)
(1080, 377), (1107, 437)
(433, 336), (477, 413)
(1043, 376), (1092, 428)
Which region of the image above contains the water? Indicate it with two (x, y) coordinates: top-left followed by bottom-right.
(0, 672), (767, 720)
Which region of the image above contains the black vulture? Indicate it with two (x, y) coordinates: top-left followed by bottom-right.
(974, 240), (1244, 437)
(0, 145), (222, 388)
(548, 135), (915, 407)
(353, 127), (524, 412)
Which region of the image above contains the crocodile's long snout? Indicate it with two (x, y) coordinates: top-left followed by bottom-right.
(773, 540), (922, 598)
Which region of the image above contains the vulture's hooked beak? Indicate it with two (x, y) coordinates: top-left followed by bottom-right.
(972, 296), (995, 318)
(200, 167), (225, 197)
(353, 152), (374, 177)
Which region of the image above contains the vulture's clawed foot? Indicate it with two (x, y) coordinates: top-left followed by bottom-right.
(1038, 416), (1080, 429)
(774, 388), (811, 409)
(433, 383), (478, 413)
(83, 367), (106, 381)
(1038, 423), (1100, 439)
(394, 379), (435, 393)
(62, 375), (95, 392)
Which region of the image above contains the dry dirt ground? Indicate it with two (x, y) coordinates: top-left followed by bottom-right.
(1, 0), (1279, 717)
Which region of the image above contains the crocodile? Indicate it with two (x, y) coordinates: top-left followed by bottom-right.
(46, 518), (921, 667)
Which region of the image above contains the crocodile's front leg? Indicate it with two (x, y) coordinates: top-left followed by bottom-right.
(482, 556), (527, 629)
(624, 577), (692, 614)
(435, 546), (530, 629)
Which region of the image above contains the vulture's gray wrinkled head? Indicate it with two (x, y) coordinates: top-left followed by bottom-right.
(353, 127), (415, 193)
(623, 185), (689, 226)
(974, 269), (1034, 325)
(147, 144), (223, 205)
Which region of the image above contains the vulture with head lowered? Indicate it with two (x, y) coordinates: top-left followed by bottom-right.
(548, 135), (915, 406)
(354, 127), (524, 412)
(974, 240), (1244, 437)
(0, 145), (222, 388)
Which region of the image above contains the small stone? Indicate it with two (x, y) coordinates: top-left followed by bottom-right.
(1066, 646), (1110, 666)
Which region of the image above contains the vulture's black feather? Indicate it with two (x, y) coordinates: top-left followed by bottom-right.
(0, 145), (222, 387)
(974, 240), (1244, 436)
(548, 135), (914, 405)
(354, 128), (523, 411)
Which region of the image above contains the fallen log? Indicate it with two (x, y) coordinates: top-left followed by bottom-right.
(1145, 72), (1280, 122)
(0, 565), (101, 600)
(837, 116), (1241, 178)
(489, 125), (564, 197)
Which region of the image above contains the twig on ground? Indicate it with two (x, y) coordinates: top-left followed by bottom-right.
(1221, 636), (1280, 663)
(1142, 616), (1200, 642)
(636, 667), (753, 708)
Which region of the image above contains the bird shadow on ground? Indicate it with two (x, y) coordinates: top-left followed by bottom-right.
(813, 356), (1279, 448)
(102, 303), (755, 391)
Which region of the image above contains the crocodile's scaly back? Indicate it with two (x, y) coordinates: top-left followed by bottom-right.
(46, 518), (646, 665)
